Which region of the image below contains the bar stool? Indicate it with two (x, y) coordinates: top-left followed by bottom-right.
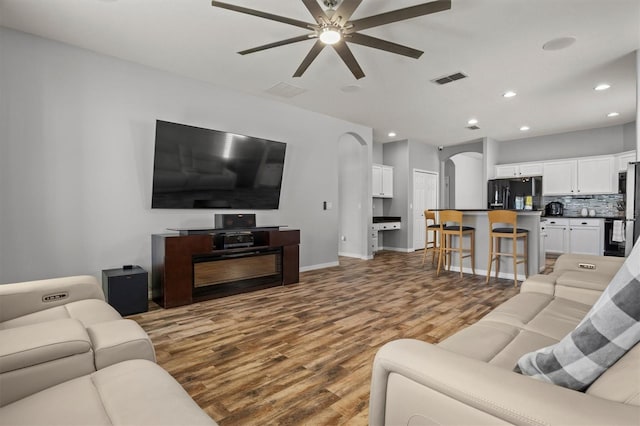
(421, 210), (440, 266)
(486, 210), (528, 287)
(437, 210), (475, 278)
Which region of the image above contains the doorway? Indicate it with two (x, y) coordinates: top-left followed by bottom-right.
(413, 169), (439, 250)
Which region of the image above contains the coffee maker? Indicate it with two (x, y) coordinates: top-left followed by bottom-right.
(545, 201), (564, 216)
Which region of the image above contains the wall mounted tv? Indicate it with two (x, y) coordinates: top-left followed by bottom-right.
(151, 120), (286, 209)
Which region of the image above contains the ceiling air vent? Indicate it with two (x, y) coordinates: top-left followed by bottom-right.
(431, 72), (468, 85)
(466, 125), (480, 130)
(265, 82), (307, 98)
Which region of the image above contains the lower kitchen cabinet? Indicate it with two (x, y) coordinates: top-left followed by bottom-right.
(568, 218), (603, 256)
(543, 219), (569, 254)
(541, 218), (602, 255)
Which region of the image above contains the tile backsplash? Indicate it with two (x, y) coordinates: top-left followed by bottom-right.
(542, 194), (624, 217)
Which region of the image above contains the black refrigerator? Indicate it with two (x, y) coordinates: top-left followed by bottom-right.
(487, 176), (543, 210)
(625, 162), (640, 255)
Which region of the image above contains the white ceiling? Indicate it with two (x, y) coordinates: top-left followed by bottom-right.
(1, 0), (638, 146)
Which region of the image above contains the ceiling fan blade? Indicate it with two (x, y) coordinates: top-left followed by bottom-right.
(332, 41), (365, 79)
(347, 32), (423, 59)
(211, 1), (313, 30)
(301, 0), (329, 24)
(332, 0), (363, 26)
(239, 35), (313, 55)
(349, 0), (451, 32)
(293, 39), (326, 77)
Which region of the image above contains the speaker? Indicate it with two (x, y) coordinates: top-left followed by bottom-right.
(101, 266), (148, 316)
(215, 213), (256, 229)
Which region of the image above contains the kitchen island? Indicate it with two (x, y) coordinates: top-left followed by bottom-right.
(432, 209), (543, 281)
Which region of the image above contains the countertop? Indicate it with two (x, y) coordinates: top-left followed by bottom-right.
(430, 209), (541, 214)
(428, 210), (624, 219)
(541, 215), (625, 220)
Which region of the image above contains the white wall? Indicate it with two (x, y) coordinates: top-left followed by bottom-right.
(451, 152), (484, 209)
(0, 28), (372, 283)
(338, 134), (368, 259)
(495, 123), (635, 164)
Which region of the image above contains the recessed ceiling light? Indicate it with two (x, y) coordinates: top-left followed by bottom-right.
(607, 112), (620, 118)
(388, 132), (397, 137)
(542, 36), (576, 51)
(503, 90), (517, 98)
(520, 126), (530, 132)
(467, 118), (478, 125)
(594, 83), (611, 91)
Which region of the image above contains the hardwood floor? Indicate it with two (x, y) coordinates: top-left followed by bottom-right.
(131, 250), (542, 425)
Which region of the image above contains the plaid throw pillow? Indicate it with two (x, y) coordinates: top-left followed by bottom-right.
(515, 239), (640, 391)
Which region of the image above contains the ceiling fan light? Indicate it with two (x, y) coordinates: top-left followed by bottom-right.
(319, 27), (341, 45)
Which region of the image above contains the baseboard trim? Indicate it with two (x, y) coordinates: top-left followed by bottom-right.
(443, 265), (526, 281)
(300, 261), (340, 272)
(338, 251), (368, 259)
(379, 247), (413, 253)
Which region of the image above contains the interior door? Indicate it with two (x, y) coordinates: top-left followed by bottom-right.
(413, 170), (439, 250)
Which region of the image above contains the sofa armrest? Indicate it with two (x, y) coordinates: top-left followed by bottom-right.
(0, 275), (104, 322)
(370, 339), (640, 426)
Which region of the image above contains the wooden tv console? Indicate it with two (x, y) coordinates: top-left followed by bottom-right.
(151, 227), (299, 308)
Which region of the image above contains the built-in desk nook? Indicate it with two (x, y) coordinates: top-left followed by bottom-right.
(151, 227), (299, 308)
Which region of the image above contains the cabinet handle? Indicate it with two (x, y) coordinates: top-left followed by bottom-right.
(581, 222), (587, 225)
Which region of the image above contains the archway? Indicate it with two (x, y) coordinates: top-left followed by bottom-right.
(449, 152), (484, 208)
(438, 140), (485, 209)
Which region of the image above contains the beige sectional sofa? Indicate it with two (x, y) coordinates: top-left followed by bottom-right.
(0, 275), (217, 425)
(370, 253), (640, 425)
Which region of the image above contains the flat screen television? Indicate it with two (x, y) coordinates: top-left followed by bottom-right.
(151, 120), (286, 209)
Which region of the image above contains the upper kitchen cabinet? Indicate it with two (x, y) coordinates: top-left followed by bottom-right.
(616, 151), (637, 172)
(543, 156), (615, 195)
(543, 160), (576, 195)
(372, 164), (394, 198)
(495, 162), (543, 178)
(577, 156), (615, 194)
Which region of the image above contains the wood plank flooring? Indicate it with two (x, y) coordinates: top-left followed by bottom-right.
(131, 250), (548, 425)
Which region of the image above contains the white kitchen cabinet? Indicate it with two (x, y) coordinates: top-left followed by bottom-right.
(543, 218), (569, 254)
(543, 157), (614, 195)
(541, 218), (602, 255)
(577, 157), (615, 194)
(372, 164), (393, 198)
(617, 151), (637, 172)
(568, 219), (603, 256)
(543, 161), (576, 195)
(495, 164), (519, 178)
(495, 162), (543, 178)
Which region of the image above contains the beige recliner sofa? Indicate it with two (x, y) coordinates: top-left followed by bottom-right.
(369, 253), (640, 425)
(0, 275), (217, 425)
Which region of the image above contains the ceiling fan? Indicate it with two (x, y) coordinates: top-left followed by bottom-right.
(211, 0), (452, 79)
